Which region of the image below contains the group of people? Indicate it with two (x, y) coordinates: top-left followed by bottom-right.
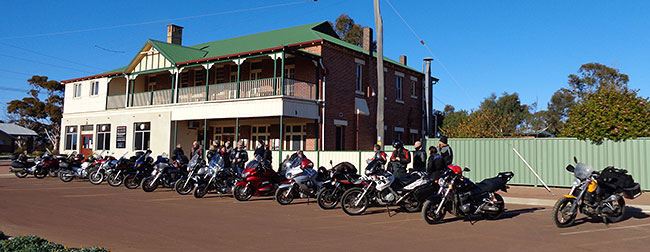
(171, 139), (274, 175)
(371, 136), (454, 180)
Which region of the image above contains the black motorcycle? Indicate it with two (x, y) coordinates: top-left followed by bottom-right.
(175, 154), (206, 195)
(124, 150), (154, 189)
(422, 166), (514, 224)
(9, 155), (36, 178)
(57, 153), (87, 182)
(142, 154), (185, 192)
(316, 162), (362, 209)
(194, 154), (240, 198)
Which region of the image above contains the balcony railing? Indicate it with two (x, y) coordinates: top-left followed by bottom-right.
(113, 78), (316, 108)
(106, 94), (125, 109)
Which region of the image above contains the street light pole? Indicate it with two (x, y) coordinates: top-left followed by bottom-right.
(374, 0), (385, 149)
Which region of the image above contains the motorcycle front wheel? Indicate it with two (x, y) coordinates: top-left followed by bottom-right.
(58, 171), (74, 182)
(14, 170), (28, 178)
(194, 184), (209, 198)
(88, 170), (104, 185)
(233, 184), (253, 201)
(275, 187), (295, 205)
(48, 168), (59, 177)
(33, 168), (47, 179)
(124, 174), (141, 189)
(400, 194), (422, 213)
(316, 188), (339, 210)
(175, 178), (194, 195)
(482, 193), (505, 220)
(422, 198), (446, 224)
(341, 188), (368, 215)
(107, 172), (124, 187)
(552, 197), (577, 228)
(142, 176), (159, 192)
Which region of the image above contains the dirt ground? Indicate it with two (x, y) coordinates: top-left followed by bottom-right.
(1, 166), (649, 252)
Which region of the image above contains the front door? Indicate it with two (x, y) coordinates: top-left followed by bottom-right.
(81, 134), (93, 157)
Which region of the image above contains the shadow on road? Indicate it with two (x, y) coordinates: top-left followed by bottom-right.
(568, 206), (649, 227)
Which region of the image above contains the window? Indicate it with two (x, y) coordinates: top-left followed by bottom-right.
(284, 66), (295, 79)
(147, 76), (156, 91)
(410, 133), (419, 145)
(81, 125), (93, 131)
(213, 126), (236, 147)
(64, 126), (78, 150)
(411, 80), (417, 98)
(394, 132), (403, 143)
(215, 67), (225, 83)
(90, 81), (99, 96)
(180, 72), (189, 88)
(73, 83), (82, 98)
(230, 65), (238, 82)
(96, 124), (111, 150)
(134, 122), (150, 151)
(284, 124), (305, 151)
(396, 76), (403, 101)
(335, 126), (345, 150)
(355, 64), (363, 92)
(195, 69), (205, 86)
(251, 125), (270, 150)
(250, 70), (262, 80)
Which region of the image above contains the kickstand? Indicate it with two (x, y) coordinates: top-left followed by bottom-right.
(307, 195), (310, 205)
(386, 205), (395, 218)
(466, 215), (477, 226)
(602, 216), (609, 227)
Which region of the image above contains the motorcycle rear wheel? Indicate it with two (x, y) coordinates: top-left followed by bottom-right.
(605, 197), (626, 223)
(194, 184), (209, 198)
(275, 187), (295, 205)
(107, 172), (124, 187)
(33, 168), (47, 179)
(48, 168), (59, 177)
(422, 198), (446, 224)
(88, 171), (104, 185)
(341, 188), (368, 215)
(175, 178), (194, 195)
(124, 175), (141, 189)
(482, 193), (505, 220)
(317, 188), (339, 210)
(552, 197), (577, 228)
(233, 184), (253, 201)
(58, 171), (74, 182)
(14, 171), (28, 178)
(142, 176), (159, 192)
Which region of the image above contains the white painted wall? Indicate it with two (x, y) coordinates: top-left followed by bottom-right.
(63, 77), (109, 114)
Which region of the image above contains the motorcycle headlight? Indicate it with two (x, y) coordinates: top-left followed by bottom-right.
(242, 172), (250, 178)
(438, 179), (446, 187)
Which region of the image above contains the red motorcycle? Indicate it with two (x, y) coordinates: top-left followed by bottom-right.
(32, 152), (62, 178)
(233, 156), (283, 201)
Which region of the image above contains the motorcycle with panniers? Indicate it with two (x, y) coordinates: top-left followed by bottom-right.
(193, 153), (240, 198)
(233, 156), (283, 201)
(175, 154), (206, 195)
(316, 161), (362, 210)
(275, 154), (328, 205)
(552, 157), (642, 227)
(124, 150), (155, 189)
(142, 153), (185, 192)
(421, 166), (514, 224)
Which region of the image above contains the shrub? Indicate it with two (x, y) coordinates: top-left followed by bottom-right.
(0, 232), (109, 252)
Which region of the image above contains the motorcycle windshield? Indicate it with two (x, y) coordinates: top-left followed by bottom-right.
(209, 154), (224, 170)
(574, 163), (594, 181)
(188, 154), (200, 170)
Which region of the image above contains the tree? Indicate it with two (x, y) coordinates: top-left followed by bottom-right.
(562, 87), (650, 143)
(441, 109), (512, 138)
(333, 14), (376, 50)
(479, 92), (530, 134)
(568, 62), (629, 100)
(6, 75), (64, 151)
(542, 88), (575, 135)
(440, 105), (468, 132)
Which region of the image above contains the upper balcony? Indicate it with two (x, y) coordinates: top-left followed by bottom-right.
(106, 51), (319, 110)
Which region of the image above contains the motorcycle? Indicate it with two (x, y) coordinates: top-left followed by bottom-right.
(340, 159), (431, 215)
(106, 154), (134, 187)
(233, 156), (284, 201)
(174, 154), (206, 195)
(194, 154), (240, 198)
(552, 157), (642, 227)
(9, 155), (36, 178)
(316, 162), (362, 210)
(142, 153), (185, 192)
(57, 153), (88, 182)
(88, 154), (120, 185)
(31, 152), (62, 179)
(275, 155), (328, 205)
(124, 150), (154, 189)
(421, 166), (514, 224)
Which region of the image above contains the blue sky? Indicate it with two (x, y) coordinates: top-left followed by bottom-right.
(1, 0), (649, 120)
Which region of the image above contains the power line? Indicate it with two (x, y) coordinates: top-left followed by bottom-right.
(384, 0), (504, 135)
(0, 69), (33, 76)
(0, 42), (105, 71)
(0, 53), (95, 74)
(0, 0), (312, 40)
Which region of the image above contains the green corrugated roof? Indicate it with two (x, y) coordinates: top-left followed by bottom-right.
(101, 66), (127, 75)
(106, 21), (420, 75)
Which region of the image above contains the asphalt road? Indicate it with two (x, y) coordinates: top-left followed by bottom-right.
(1, 170), (649, 251)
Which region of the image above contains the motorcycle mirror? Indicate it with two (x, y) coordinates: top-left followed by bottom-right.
(463, 167), (471, 172)
(565, 165), (575, 173)
(329, 160), (333, 166)
(573, 156), (578, 164)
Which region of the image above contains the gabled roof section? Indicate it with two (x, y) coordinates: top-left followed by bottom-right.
(0, 123), (38, 136)
(124, 39), (207, 73)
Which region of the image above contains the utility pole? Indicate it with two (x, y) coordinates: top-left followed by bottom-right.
(374, 0), (385, 149)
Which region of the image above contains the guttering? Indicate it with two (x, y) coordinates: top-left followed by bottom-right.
(61, 72), (123, 84)
(176, 39), (324, 66)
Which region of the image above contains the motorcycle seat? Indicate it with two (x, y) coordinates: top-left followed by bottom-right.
(396, 173), (420, 187)
(474, 176), (507, 193)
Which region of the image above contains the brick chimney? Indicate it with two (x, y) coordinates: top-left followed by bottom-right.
(167, 24), (183, 45)
(399, 55), (407, 65)
(362, 27), (373, 53)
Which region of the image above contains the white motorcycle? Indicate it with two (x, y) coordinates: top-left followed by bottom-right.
(274, 155), (327, 205)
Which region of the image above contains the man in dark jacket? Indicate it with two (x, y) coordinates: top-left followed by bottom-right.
(172, 144), (185, 161)
(427, 146), (446, 180)
(389, 139), (410, 179)
(263, 143), (273, 164)
(411, 140), (427, 173)
(231, 141), (249, 175)
(253, 139), (265, 158)
(438, 136), (453, 165)
(190, 141), (203, 158)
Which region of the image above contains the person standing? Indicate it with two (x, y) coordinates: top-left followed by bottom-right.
(190, 141), (202, 158)
(438, 136), (453, 165)
(412, 141), (427, 173)
(427, 146), (445, 180)
(172, 144), (185, 161)
(263, 143), (273, 165)
(253, 139), (265, 158)
(389, 139), (410, 179)
(231, 140), (249, 175)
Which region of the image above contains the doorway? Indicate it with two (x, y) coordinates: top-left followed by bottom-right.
(81, 134), (93, 157)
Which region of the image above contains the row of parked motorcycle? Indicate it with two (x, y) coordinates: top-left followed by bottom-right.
(9, 150), (642, 227)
